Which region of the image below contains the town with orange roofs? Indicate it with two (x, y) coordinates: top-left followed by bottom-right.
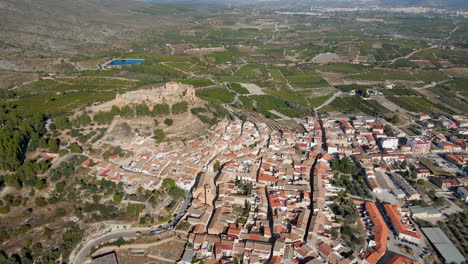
(86, 114), (466, 264)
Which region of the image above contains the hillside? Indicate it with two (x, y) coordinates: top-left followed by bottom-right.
(0, 0), (163, 57)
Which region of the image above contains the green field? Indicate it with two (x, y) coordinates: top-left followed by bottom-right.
(239, 96), (254, 108)
(251, 95), (303, 118)
(179, 79), (214, 87)
(269, 68), (287, 82)
(309, 95), (333, 108)
(234, 64), (268, 80)
(410, 48), (468, 66)
(310, 63), (368, 74)
(205, 47), (245, 64)
(384, 92), (455, 114)
(196, 87), (235, 103)
(346, 69), (416, 81)
(165, 62), (192, 72)
(386, 87), (422, 96)
(1, 91), (116, 116)
(321, 96), (389, 116)
(17, 77), (136, 94)
(229, 83), (250, 94)
(282, 68), (329, 88)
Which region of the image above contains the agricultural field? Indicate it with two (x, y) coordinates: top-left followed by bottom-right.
(179, 79), (214, 87)
(239, 96), (254, 108)
(165, 62), (192, 72)
(250, 95), (304, 118)
(17, 77), (136, 94)
(412, 70), (448, 83)
(229, 83), (250, 94)
(383, 91), (456, 115)
(195, 87), (236, 103)
(336, 84), (371, 93)
(308, 95), (334, 108)
(205, 47), (246, 64)
(1, 91), (116, 116)
(127, 63), (187, 78)
(346, 69), (416, 81)
(234, 64), (268, 80)
(385, 87), (422, 96)
(269, 68), (287, 82)
(429, 85), (468, 113)
(359, 41), (423, 61)
(375, 16), (456, 40)
(283, 69), (329, 88)
(310, 63), (368, 74)
(409, 48), (468, 67)
(321, 96), (389, 116)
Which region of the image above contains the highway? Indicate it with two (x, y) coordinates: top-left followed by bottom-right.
(71, 191), (192, 264)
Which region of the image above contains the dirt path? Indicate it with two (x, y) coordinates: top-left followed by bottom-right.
(314, 91), (342, 111)
(389, 46), (436, 64)
(446, 24), (460, 40)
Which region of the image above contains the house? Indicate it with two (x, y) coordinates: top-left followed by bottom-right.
(380, 137), (399, 151)
(383, 204), (422, 245)
(417, 114), (430, 121)
(388, 254), (419, 264)
(409, 205), (442, 219)
(432, 177), (463, 191)
(406, 137), (431, 154)
(363, 202), (388, 264)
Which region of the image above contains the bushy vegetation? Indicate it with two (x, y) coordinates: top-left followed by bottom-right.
(172, 101), (189, 114)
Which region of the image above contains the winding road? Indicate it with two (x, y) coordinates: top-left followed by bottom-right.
(71, 229), (146, 264)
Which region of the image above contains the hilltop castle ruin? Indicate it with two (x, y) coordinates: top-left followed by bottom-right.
(89, 82), (197, 112)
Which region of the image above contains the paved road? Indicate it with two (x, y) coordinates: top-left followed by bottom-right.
(72, 229), (143, 264)
(72, 191), (193, 264)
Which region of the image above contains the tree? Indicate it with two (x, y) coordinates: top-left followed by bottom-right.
(75, 113), (91, 126)
(115, 237), (126, 247)
(0, 205), (10, 214)
(54, 116), (70, 130)
(169, 187), (185, 200)
(120, 105), (135, 118)
(152, 104), (170, 116)
(400, 160), (407, 170)
(136, 104), (151, 116)
(171, 101), (188, 114)
(73, 208), (82, 218)
(213, 160), (221, 172)
(113, 193), (123, 203)
(162, 178), (176, 189)
(154, 129), (165, 142)
(48, 138), (59, 153)
(69, 143), (82, 153)
(35, 178), (46, 190)
(164, 118), (173, 126)
(0, 127), (28, 171)
(111, 105), (121, 116)
(35, 197), (47, 207)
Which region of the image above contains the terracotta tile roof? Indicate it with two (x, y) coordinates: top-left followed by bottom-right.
(364, 202), (388, 264)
